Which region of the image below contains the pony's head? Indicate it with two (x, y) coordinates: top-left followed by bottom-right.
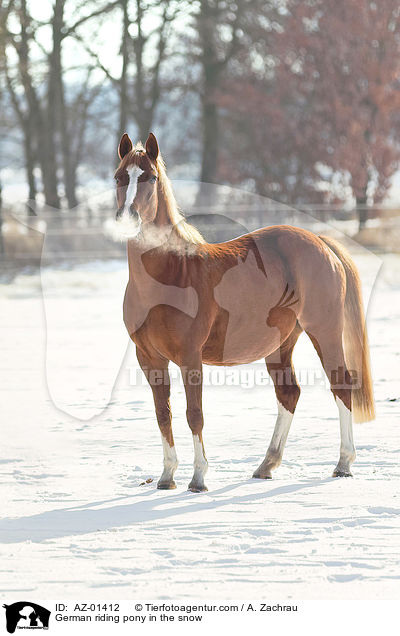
(114, 131), (204, 246)
(114, 132), (160, 231)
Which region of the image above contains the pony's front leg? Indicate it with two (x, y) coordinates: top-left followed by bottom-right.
(136, 348), (178, 489)
(180, 356), (208, 492)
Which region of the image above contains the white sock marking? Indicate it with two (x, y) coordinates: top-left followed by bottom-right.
(191, 434), (208, 485)
(335, 396), (355, 464)
(159, 435), (178, 483)
(267, 401), (294, 459)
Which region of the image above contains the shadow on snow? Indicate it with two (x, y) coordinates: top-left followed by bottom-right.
(0, 479), (334, 544)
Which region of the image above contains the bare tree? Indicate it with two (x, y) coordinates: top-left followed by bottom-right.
(77, 0), (184, 149)
(131, 0), (182, 140)
(191, 0), (266, 205)
(3, 0), (118, 209)
(0, 175), (4, 254)
(279, 0), (400, 229)
(4, 63), (37, 210)
(47, 0), (119, 207)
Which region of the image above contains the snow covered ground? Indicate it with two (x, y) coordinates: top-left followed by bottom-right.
(0, 248), (399, 600)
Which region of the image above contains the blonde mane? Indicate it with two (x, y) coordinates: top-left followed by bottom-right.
(155, 154), (205, 245)
(123, 142), (205, 248)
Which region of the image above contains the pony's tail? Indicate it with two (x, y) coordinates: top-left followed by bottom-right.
(320, 235), (375, 423)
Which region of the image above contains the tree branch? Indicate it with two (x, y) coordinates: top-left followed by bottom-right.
(61, 0), (119, 39)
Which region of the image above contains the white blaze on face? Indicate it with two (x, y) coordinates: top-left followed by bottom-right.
(115, 164), (142, 238)
(124, 165), (142, 215)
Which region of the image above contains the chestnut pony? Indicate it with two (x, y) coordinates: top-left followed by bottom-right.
(114, 132), (374, 492)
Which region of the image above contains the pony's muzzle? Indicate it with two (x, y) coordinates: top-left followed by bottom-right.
(115, 206), (139, 221)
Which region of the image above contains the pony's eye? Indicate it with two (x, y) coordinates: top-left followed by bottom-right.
(149, 175), (157, 184)
(115, 178), (119, 184)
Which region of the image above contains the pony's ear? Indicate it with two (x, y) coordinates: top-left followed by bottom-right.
(118, 133), (133, 159)
(145, 132), (159, 161)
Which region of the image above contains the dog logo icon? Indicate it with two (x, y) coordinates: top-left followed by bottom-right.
(3, 602), (50, 633)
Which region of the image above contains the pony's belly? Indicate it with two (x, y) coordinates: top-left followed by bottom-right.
(205, 251), (297, 364)
(202, 320), (283, 365)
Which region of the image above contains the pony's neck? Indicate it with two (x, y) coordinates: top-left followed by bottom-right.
(139, 166), (205, 249)
(153, 182), (176, 230)
(126, 174), (204, 284)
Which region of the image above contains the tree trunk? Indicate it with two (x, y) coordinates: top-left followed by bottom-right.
(195, 0), (224, 207)
(356, 193), (368, 231)
(43, 1), (63, 209)
(39, 139), (60, 209)
(137, 111), (153, 142)
(133, 0), (147, 141)
(18, 2), (60, 209)
(0, 180), (4, 255)
(23, 109), (38, 214)
(15, 0), (60, 209)
(50, 0), (78, 208)
(24, 129), (37, 214)
(5, 68), (37, 214)
(118, 0), (130, 143)
(196, 93), (219, 207)
(58, 83), (78, 209)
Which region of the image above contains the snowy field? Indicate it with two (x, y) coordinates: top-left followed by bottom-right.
(0, 247), (399, 600)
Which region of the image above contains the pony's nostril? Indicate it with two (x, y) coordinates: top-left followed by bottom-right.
(129, 206), (139, 219)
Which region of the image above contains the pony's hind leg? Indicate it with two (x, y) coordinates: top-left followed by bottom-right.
(253, 325), (302, 479)
(333, 395), (355, 477)
(136, 348), (178, 489)
(307, 330), (356, 477)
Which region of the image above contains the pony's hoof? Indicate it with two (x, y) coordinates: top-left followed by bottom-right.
(157, 480), (177, 490)
(332, 469), (353, 478)
(188, 483), (208, 493)
(252, 471), (272, 480)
